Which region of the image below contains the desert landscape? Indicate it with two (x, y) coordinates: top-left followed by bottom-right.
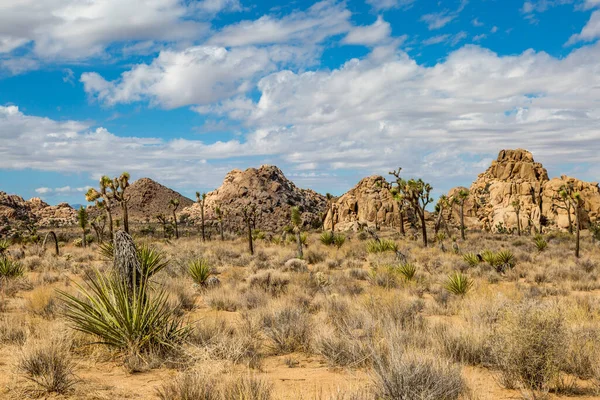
(0, 149), (600, 399)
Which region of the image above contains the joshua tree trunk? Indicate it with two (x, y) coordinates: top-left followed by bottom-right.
(106, 208), (114, 241)
(81, 229), (86, 248)
(219, 221), (224, 241)
(460, 201), (466, 240)
(42, 231), (59, 256)
(330, 204), (335, 233)
(172, 211), (179, 239)
(567, 208), (573, 235)
(419, 210), (428, 247)
(575, 203), (580, 258)
(247, 219), (254, 255)
(296, 230), (303, 258)
(113, 230), (140, 296)
(201, 206), (205, 242)
(398, 209), (405, 236)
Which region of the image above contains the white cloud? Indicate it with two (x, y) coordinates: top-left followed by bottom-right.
(420, 0), (468, 30)
(567, 10), (600, 44)
(34, 186), (93, 196)
(193, 0), (242, 14)
(35, 187), (52, 194)
(0, 0), (209, 62)
(473, 34), (487, 41)
(583, 0), (600, 9)
(491, 26), (499, 33)
(472, 18), (484, 27)
(207, 1), (351, 47)
(423, 32), (467, 46)
(7, 42), (600, 193)
(343, 16), (392, 46)
(365, 0), (416, 10)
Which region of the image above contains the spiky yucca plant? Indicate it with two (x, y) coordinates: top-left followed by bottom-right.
(320, 231), (335, 246)
(0, 239), (9, 258)
(366, 239), (398, 253)
(58, 270), (189, 354)
(188, 259), (212, 286)
(0, 258), (24, 279)
(333, 234), (346, 249)
(533, 235), (548, 252)
(444, 272), (473, 296)
(495, 250), (516, 269)
(463, 253), (480, 268)
(397, 263), (417, 281)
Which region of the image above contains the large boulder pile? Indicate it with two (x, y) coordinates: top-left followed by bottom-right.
(181, 165), (327, 232)
(0, 192), (77, 232)
(542, 176), (600, 230)
(448, 149), (600, 232)
(324, 175), (401, 232)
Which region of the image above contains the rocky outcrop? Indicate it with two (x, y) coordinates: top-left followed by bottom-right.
(0, 192), (77, 230)
(542, 176), (600, 230)
(107, 178), (194, 222)
(181, 165), (326, 232)
(324, 175), (401, 232)
(448, 149), (600, 232)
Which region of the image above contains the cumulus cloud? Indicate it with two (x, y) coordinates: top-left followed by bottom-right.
(365, 0), (416, 10)
(0, 0), (210, 61)
(207, 1), (351, 47)
(35, 186), (92, 196)
(343, 16), (392, 46)
(567, 10), (600, 44)
(7, 41), (600, 193)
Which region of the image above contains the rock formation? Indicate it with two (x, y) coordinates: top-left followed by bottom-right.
(324, 175), (401, 232)
(0, 192), (77, 232)
(107, 178), (194, 222)
(448, 149), (600, 232)
(542, 176), (600, 230)
(181, 165), (326, 232)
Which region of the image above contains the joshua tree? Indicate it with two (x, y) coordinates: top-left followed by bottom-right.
(111, 173), (131, 233)
(390, 168), (433, 246)
(511, 200), (522, 236)
(91, 214), (106, 244)
(291, 206), (303, 258)
(326, 193), (335, 233)
(552, 188), (574, 234)
(41, 231), (59, 256)
(156, 214), (169, 238)
(241, 205), (259, 255)
(388, 169), (407, 236)
(86, 176), (114, 240)
(215, 205), (225, 241)
(559, 184), (584, 257)
(454, 189), (469, 240)
(434, 195), (452, 237)
(169, 199), (180, 239)
(196, 192), (207, 242)
(77, 206), (88, 248)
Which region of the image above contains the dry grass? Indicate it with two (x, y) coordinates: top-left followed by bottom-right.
(1, 227), (600, 399)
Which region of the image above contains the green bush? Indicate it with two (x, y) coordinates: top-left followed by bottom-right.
(366, 239), (398, 253)
(533, 235), (548, 252)
(320, 231), (335, 246)
(463, 253), (480, 268)
(0, 257), (24, 279)
(189, 258), (212, 286)
(397, 263), (417, 281)
(444, 272), (473, 296)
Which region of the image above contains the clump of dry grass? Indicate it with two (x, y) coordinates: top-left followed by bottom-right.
(259, 303), (312, 354)
(17, 337), (77, 395)
(248, 270), (290, 296)
(25, 286), (57, 318)
(0, 315), (28, 345)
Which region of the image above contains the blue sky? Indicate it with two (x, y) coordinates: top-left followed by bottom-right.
(1, 0), (600, 205)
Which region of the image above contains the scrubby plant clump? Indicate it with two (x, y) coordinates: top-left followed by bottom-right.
(444, 272), (473, 296)
(0, 257), (24, 279)
(189, 258), (212, 286)
(366, 239), (398, 253)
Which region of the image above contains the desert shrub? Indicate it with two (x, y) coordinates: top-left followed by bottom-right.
(368, 266), (399, 289)
(320, 232), (335, 246)
(577, 258), (597, 273)
(366, 239), (398, 253)
(305, 249), (326, 265)
(533, 235), (548, 252)
(491, 301), (566, 394)
(248, 271), (290, 296)
(156, 370), (219, 400)
(221, 375), (273, 400)
(189, 258), (212, 286)
(315, 327), (371, 368)
(564, 325), (600, 380)
(348, 268), (368, 280)
(0, 257), (24, 279)
(59, 269), (189, 357)
(18, 339), (77, 394)
(444, 272), (473, 296)
(396, 263), (417, 281)
(26, 286), (57, 319)
(283, 258), (308, 272)
(434, 324), (491, 366)
(334, 234), (346, 249)
(372, 344), (465, 400)
(462, 253), (480, 268)
(326, 258), (342, 270)
(260, 305), (312, 354)
(205, 290), (241, 312)
(496, 250), (516, 269)
(0, 315), (27, 344)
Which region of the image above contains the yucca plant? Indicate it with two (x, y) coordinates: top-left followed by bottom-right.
(444, 272), (473, 296)
(333, 234), (346, 249)
(0, 239), (9, 258)
(495, 250), (516, 269)
(397, 263), (417, 281)
(533, 235), (548, 252)
(58, 270), (189, 355)
(366, 239), (398, 253)
(188, 259), (212, 286)
(0, 258), (24, 279)
(463, 252), (480, 268)
(98, 242), (167, 279)
(480, 250), (497, 266)
(320, 231), (335, 246)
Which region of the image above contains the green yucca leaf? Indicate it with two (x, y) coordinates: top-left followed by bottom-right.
(366, 239), (398, 253)
(444, 272), (473, 296)
(320, 231), (335, 246)
(0, 258), (23, 279)
(188, 259), (212, 285)
(397, 263), (417, 281)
